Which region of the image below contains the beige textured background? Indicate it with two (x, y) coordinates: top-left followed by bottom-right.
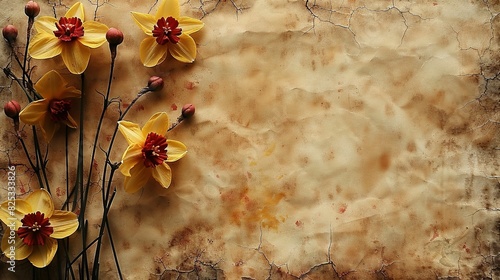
(0, 0), (499, 279)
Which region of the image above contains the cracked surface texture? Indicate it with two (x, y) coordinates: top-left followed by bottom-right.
(0, 0), (499, 279)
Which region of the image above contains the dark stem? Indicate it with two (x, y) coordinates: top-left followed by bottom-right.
(75, 73), (89, 278)
(40, 143), (50, 192)
(90, 52), (117, 278)
(91, 188), (117, 279)
(31, 126), (50, 191)
(106, 211), (123, 280)
(84, 221), (90, 280)
(55, 241), (63, 280)
(23, 17), (34, 87)
(92, 80), (151, 278)
(167, 115), (185, 132)
(91, 87), (150, 277)
(60, 239), (76, 280)
(69, 235), (99, 266)
(65, 127), (70, 211)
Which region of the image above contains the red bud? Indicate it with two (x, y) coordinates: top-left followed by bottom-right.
(2, 25), (18, 42)
(181, 104), (195, 119)
(147, 76), (164, 91)
(4, 100), (21, 120)
(25, 1), (40, 18)
(106, 28), (124, 46)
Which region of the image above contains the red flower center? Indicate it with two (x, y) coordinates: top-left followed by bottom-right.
(17, 211), (54, 246)
(54, 17), (84, 42)
(49, 99), (71, 122)
(152, 17), (182, 45)
(142, 132), (168, 168)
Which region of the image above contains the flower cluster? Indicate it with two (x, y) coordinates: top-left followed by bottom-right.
(26, 0), (203, 73)
(1, 0), (201, 272)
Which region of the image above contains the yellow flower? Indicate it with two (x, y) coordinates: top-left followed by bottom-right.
(0, 189), (79, 268)
(131, 0), (204, 66)
(118, 112), (187, 193)
(28, 2), (108, 74)
(19, 70), (81, 142)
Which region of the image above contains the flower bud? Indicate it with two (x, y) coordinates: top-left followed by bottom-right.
(2, 25), (18, 42)
(25, 1), (40, 18)
(147, 76), (164, 91)
(106, 28), (124, 46)
(181, 104), (195, 119)
(4, 100), (21, 120)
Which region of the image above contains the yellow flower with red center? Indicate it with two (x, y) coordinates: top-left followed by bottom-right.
(131, 0), (204, 66)
(28, 2), (108, 74)
(0, 189), (79, 268)
(118, 112), (187, 193)
(19, 70), (81, 142)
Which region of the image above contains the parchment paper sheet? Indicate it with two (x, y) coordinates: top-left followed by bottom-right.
(0, 0), (499, 279)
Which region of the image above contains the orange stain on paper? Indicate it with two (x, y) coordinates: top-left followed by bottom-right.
(221, 186), (286, 230)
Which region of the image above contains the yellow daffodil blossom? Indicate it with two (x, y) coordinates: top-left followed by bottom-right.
(0, 189), (79, 268)
(131, 0), (204, 66)
(28, 2), (108, 74)
(118, 112), (187, 193)
(19, 70), (81, 142)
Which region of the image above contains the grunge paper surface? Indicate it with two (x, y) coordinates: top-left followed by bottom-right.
(0, 0), (498, 279)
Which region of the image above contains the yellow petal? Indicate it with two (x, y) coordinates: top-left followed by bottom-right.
(61, 113), (78, 129)
(34, 16), (57, 34)
(166, 139), (187, 162)
(61, 86), (82, 99)
(61, 41), (91, 74)
(142, 112), (169, 136)
(118, 120), (145, 145)
(79, 21), (108, 48)
(25, 189), (54, 218)
(157, 49), (169, 66)
(40, 115), (59, 142)
(119, 144), (143, 176)
(1, 231), (33, 261)
(156, 0), (180, 19)
(0, 199), (32, 229)
(123, 164), (151, 193)
(169, 34), (196, 63)
(28, 33), (62, 59)
(130, 12), (155, 36)
(28, 237), (57, 268)
(152, 163), (172, 188)
(19, 100), (48, 125)
(65, 2), (84, 21)
(140, 37), (169, 67)
(179, 16), (204, 35)
(34, 70), (68, 100)
(50, 210), (78, 239)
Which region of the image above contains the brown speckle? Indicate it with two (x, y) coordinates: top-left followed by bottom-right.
(185, 81), (195, 90)
(379, 152), (391, 171)
(134, 211), (141, 226)
(407, 141), (416, 152)
(170, 227), (194, 248)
